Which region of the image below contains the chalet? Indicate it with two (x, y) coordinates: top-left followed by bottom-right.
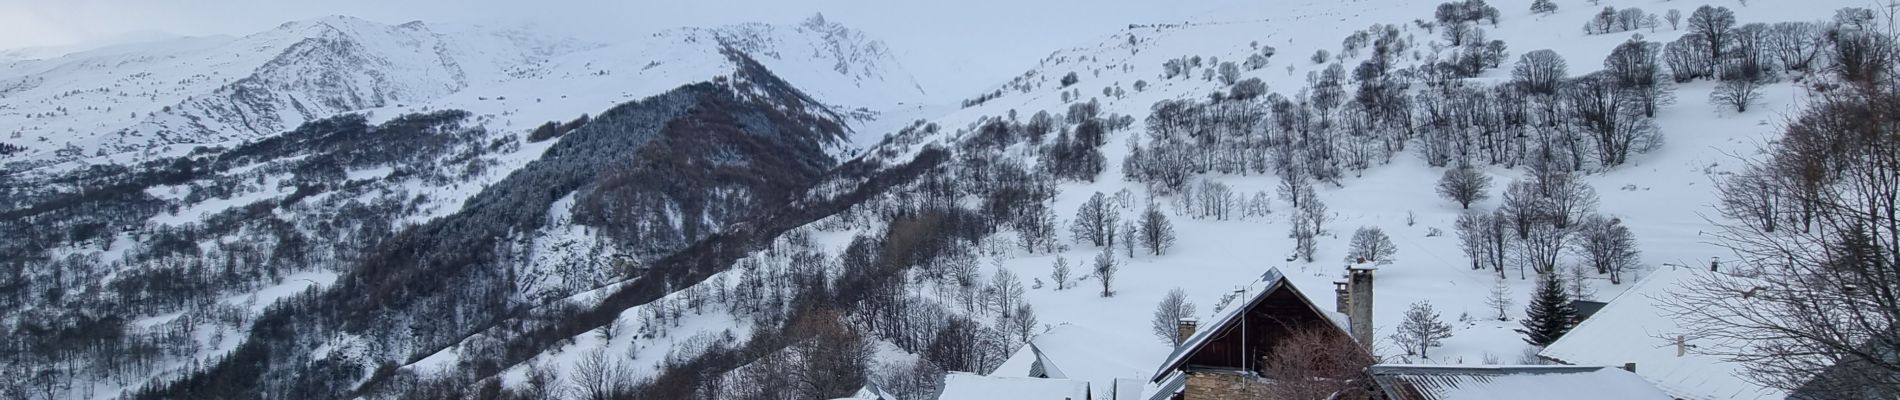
(1146, 267), (1367, 399)
(1366, 364), (1671, 400)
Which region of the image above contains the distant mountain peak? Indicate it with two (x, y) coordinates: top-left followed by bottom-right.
(801, 12), (833, 30)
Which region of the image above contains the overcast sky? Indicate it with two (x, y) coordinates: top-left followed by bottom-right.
(0, 0), (1240, 97)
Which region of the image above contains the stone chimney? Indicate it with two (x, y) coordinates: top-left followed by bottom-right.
(1710, 257), (1721, 272)
(1176, 318), (1199, 345)
(1348, 262), (1377, 346)
(1333, 280), (1351, 314)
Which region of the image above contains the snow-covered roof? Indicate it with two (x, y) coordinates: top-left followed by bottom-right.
(1110, 378), (1148, 400)
(993, 342), (1044, 377)
(1149, 268), (1348, 382)
(993, 324), (1157, 392)
(1145, 371), (1187, 400)
(937, 372), (1090, 400)
(1367, 364), (1671, 400)
(831, 382), (897, 400)
(1540, 266), (1787, 399)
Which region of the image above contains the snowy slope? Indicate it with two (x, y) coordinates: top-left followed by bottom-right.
(428, 0), (1867, 397)
(846, 0), (1845, 372)
(5, 0), (1871, 398)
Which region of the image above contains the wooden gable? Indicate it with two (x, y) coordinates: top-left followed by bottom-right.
(1151, 272), (1352, 381)
(1183, 284), (1338, 371)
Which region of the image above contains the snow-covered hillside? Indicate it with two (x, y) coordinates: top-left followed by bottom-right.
(0, 12), (928, 400)
(4, 0), (1892, 398)
(407, 0), (1876, 398)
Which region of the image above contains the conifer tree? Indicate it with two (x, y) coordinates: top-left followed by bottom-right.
(1518, 274), (1578, 346)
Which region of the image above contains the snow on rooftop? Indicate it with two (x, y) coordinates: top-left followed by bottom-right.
(987, 332), (1160, 400)
(1541, 266), (1785, 400)
(831, 382), (897, 400)
(1369, 364), (1671, 400)
(937, 372), (1090, 400)
(1048, 324), (1147, 386)
(1110, 378), (1148, 400)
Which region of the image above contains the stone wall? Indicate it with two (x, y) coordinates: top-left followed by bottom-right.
(1184, 371), (1272, 400)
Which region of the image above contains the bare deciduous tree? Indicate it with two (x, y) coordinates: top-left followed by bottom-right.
(1346, 226), (1399, 264)
(1071, 192), (1115, 247)
(1513, 50), (1570, 95)
(1139, 202), (1177, 256)
(1259, 327), (1377, 400)
(1093, 251), (1118, 297)
(1667, 81), (1900, 398)
(1049, 256), (1072, 290)
(1686, 6), (1736, 61)
(1151, 288), (1199, 345)
(1486, 278), (1513, 321)
(1437, 163), (1493, 209)
(1711, 77), (1766, 112)
(569, 349), (632, 400)
(1458, 210), (1513, 278)
(1392, 301), (1454, 359)
(987, 268), (1026, 317)
(1767, 22), (1825, 72)
(1572, 214), (1640, 284)
(1290, 199), (1330, 263)
(784, 311), (873, 399)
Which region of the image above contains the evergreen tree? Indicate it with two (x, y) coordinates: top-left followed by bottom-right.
(1518, 274), (1579, 346)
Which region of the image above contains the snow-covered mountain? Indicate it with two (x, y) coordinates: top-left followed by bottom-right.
(0, 13), (922, 169)
(3, 1), (1894, 399)
(0, 13), (926, 400)
(0, 16), (586, 164)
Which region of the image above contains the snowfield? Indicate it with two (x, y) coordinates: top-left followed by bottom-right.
(420, 0), (1869, 397)
(1, 0), (1882, 398)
